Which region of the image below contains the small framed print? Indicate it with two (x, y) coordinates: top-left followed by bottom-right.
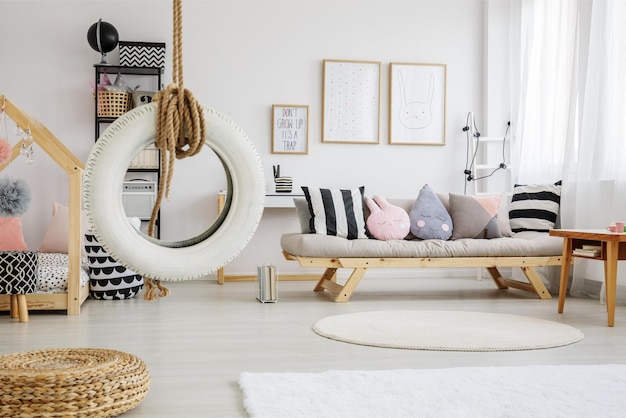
(322, 59), (381, 144)
(389, 62), (446, 145)
(271, 104), (309, 154)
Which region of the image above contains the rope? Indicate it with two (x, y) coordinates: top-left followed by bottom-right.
(144, 0), (206, 300)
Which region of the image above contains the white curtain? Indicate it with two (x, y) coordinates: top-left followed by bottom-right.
(509, 0), (579, 185)
(510, 0), (626, 300)
(562, 0), (626, 299)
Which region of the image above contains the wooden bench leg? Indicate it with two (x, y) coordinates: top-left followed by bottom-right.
(487, 266), (551, 300)
(519, 266), (551, 299)
(314, 268), (337, 291)
(487, 267), (508, 289)
(314, 268), (367, 302)
(333, 268), (367, 302)
(494, 267), (552, 299)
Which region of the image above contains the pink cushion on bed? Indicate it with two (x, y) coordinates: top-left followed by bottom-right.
(0, 217), (29, 251)
(38, 202), (90, 255)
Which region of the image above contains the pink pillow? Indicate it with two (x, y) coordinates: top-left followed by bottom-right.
(365, 195), (410, 241)
(0, 217), (29, 251)
(38, 202), (90, 255)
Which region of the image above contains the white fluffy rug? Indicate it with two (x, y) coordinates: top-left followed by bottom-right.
(312, 310), (583, 351)
(239, 364), (626, 418)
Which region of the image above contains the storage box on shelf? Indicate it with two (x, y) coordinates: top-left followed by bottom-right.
(119, 41), (166, 69)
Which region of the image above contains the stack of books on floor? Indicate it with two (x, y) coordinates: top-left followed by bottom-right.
(573, 245), (602, 257)
(256, 265), (277, 303)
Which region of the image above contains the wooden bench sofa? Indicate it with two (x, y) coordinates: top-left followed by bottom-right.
(281, 198), (565, 302)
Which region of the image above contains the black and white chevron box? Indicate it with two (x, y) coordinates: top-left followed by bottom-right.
(119, 41), (166, 69)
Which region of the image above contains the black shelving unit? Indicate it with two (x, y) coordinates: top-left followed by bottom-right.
(94, 64), (162, 138)
(94, 64), (163, 238)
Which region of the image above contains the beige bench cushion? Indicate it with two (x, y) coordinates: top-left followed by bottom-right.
(281, 231), (563, 259)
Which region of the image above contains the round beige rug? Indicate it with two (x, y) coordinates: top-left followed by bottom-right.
(312, 310), (584, 351)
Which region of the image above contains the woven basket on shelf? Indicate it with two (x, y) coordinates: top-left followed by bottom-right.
(97, 90), (132, 117)
(0, 348), (150, 417)
(129, 146), (160, 169)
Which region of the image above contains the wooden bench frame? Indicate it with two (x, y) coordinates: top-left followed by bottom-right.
(283, 251), (565, 302)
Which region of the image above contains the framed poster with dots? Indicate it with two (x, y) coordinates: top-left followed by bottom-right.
(322, 59), (381, 144)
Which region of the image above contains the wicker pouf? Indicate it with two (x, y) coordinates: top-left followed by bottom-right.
(0, 348), (150, 417)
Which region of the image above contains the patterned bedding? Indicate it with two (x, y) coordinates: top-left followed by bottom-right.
(36, 253), (90, 293)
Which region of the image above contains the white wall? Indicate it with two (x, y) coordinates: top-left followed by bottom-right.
(1, 0), (486, 276)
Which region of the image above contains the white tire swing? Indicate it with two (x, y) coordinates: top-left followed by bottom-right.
(83, 103), (265, 281)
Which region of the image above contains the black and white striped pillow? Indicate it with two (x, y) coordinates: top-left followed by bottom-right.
(302, 186), (367, 240)
(509, 182), (561, 233)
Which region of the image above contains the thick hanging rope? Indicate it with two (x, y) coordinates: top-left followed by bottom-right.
(143, 0), (206, 300)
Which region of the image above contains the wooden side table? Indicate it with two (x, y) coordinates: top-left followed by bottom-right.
(549, 229), (626, 327)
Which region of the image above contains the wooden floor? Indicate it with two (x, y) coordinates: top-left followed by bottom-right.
(2, 276), (625, 417)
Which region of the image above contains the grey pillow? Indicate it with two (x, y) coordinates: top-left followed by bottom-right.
(449, 193), (503, 239)
(409, 185), (453, 240)
(294, 198), (311, 233)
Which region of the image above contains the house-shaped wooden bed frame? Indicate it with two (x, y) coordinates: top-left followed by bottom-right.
(0, 95), (88, 315)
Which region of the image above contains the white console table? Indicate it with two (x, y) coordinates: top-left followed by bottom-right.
(216, 192), (315, 284)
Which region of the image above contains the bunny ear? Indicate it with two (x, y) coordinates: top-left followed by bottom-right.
(373, 195), (390, 208)
(365, 196), (380, 212)
(397, 70), (408, 105)
(427, 73), (435, 105)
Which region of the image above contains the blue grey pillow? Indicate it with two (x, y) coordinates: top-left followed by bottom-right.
(409, 185), (453, 240)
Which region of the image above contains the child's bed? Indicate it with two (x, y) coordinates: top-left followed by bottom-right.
(0, 252), (90, 313)
(0, 95), (88, 315)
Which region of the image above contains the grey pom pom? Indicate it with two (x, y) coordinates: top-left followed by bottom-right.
(0, 177), (32, 217)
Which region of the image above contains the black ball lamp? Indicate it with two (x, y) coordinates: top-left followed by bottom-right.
(87, 19), (119, 65)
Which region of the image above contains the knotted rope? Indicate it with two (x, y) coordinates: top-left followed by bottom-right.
(143, 0), (206, 300)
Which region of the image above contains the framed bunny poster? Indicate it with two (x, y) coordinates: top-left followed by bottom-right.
(389, 63), (446, 145)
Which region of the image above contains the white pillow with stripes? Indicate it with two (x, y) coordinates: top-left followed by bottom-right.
(301, 186), (367, 240)
(509, 182), (561, 233)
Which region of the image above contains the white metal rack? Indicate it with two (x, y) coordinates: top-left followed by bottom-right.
(470, 135), (510, 195)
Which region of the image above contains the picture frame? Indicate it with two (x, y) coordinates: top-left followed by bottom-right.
(389, 62), (446, 145)
(322, 59), (381, 144)
(271, 104), (309, 154)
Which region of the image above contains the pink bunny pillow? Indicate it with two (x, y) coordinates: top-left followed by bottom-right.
(365, 195), (410, 241)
